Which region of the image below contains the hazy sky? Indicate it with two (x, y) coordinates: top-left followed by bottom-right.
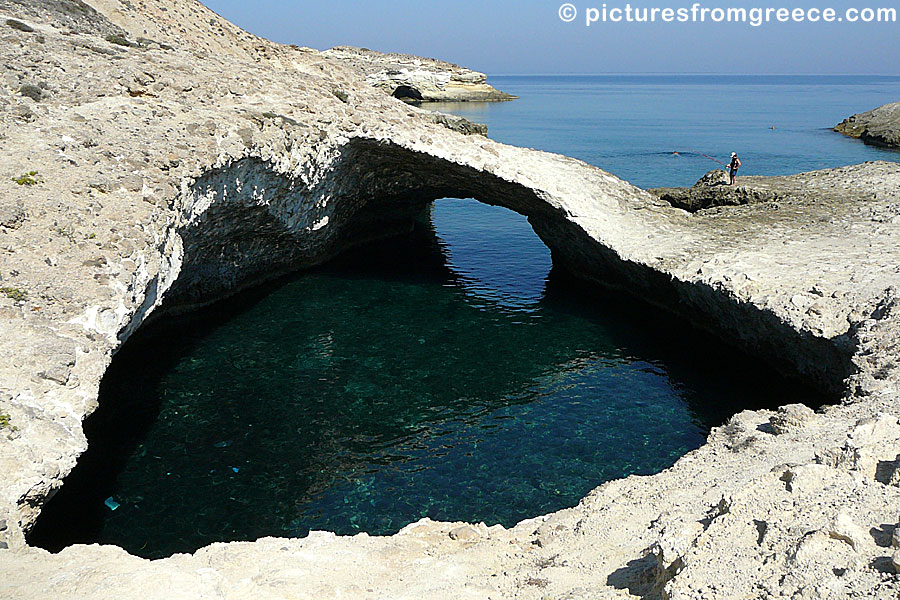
(202, 0), (899, 75)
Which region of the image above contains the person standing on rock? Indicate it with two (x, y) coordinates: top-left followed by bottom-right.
(728, 152), (741, 186)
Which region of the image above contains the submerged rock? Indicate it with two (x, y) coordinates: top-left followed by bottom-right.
(835, 101), (900, 149)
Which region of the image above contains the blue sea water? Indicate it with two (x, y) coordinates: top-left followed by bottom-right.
(433, 75), (900, 188)
(30, 76), (897, 558)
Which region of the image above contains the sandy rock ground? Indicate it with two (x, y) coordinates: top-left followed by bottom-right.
(0, 1), (899, 598)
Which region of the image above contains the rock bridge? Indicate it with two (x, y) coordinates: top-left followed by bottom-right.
(166, 133), (862, 398)
(2, 0), (900, 597)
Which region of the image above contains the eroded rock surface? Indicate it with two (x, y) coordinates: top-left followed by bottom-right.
(835, 101), (900, 149)
(1, 1), (900, 598)
(323, 45), (516, 103)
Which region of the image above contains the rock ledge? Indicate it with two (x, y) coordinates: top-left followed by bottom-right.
(835, 101), (900, 149)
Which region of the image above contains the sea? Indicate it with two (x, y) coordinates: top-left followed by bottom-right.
(437, 74), (900, 188)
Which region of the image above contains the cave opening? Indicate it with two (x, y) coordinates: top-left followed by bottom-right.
(27, 197), (825, 559)
(391, 85), (424, 102)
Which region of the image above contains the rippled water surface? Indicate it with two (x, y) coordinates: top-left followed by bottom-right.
(30, 76), (881, 558)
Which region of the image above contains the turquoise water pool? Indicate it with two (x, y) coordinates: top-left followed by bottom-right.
(30, 200), (815, 558)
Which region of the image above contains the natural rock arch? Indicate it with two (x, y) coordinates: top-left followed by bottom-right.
(4, 0), (900, 594)
(166, 138), (573, 308)
(144, 136), (855, 399)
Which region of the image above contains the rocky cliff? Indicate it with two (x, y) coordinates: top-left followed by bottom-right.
(835, 101), (900, 149)
(1, 1), (900, 599)
(323, 46), (517, 103)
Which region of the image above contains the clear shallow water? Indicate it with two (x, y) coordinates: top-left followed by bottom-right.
(31, 75), (871, 558)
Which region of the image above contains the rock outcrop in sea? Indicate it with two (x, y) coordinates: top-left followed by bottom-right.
(835, 101), (900, 149)
(650, 164), (897, 212)
(2, 1), (900, 598)
(323, 46), (517, 103)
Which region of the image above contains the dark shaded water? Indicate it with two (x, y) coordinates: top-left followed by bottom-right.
(30, 200), (818, 558)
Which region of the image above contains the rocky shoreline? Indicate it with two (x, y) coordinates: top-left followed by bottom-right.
(649, 164), (898, 212)
(323, 46), (517, 103)
(835, 101), (900, 150)
(1, 1), (900, 598)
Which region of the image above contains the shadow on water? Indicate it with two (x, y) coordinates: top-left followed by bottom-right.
(29, 201), (823, 558)
(539, 268), (824, 427)
(29, 216), (460, 555)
